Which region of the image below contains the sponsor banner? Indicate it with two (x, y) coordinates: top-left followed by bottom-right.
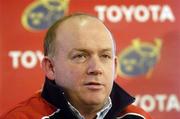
(134, 94), (180, 113)
(0, 0), (179, 118)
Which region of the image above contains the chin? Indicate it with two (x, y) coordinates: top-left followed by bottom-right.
(83, 96), (106, 106)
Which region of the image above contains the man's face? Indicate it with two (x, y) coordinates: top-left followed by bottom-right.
(52, 17), (117, 109)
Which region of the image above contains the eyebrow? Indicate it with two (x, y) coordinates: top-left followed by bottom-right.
(100, 48), (113, 53)
(70, 48), (113, 53)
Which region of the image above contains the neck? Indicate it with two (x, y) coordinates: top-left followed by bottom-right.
(79, 105), (101, 119)
(67, 98), (104, 119)
(83, 113), (97, 119)
(68, 98), (109, 119)
(65, 93), (109, 119)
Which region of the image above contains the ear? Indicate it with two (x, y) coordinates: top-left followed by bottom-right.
(114, 56), (119, 79)
(41, 56), (55, 80)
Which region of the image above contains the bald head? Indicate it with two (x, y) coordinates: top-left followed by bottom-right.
(44, 13), (115, 57)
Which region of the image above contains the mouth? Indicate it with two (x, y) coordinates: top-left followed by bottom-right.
(84, 82), (104, 90)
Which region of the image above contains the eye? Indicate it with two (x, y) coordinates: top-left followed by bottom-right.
(73, 54), (86, 59)
(72, 54), (87, 63)
(101, 54), (112, 59)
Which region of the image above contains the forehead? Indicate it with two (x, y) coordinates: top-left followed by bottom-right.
(55, 16), (115, 53)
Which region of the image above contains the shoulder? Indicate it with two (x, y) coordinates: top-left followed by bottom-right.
(117, 105), (152, 119)
(0, 92), (55, 119)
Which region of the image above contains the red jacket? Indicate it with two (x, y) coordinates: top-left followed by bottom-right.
(0, 78), (152, 119)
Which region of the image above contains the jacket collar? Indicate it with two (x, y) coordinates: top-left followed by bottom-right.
(106, 82), (135, 118)
(41, 77), (135, 118)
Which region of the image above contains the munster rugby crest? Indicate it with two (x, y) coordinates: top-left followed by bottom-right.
(21, 0), (69, 31)
(118, 38), (162, 78)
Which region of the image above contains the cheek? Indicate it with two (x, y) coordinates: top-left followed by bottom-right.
(54, 65), (84, 87)
(104, 65), (115, 89)
(68, 70), (82, 80)
(105, 63), (115, 77)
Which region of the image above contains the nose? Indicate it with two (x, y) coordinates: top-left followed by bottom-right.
(87, 56), (103, 75)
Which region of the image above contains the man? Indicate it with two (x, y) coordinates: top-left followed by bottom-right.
(0, 13), (152, 119)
